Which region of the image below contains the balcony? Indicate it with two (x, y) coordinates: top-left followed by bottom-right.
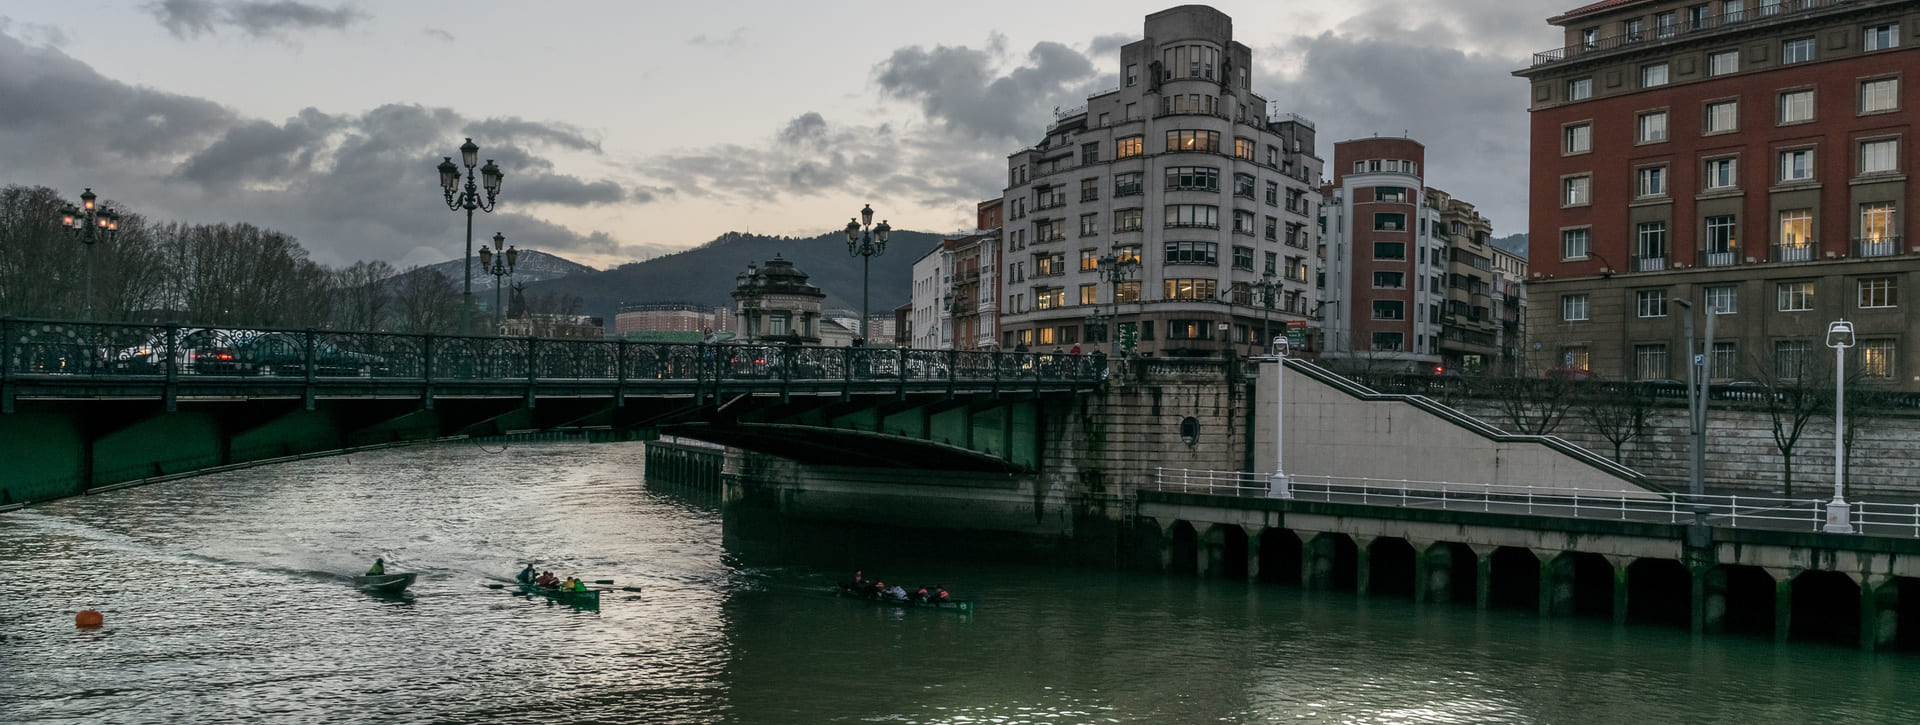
(1771, 243), (1815, 263)
(1699, 249), (1742, 268)
(1855, 236), (1905, 258)
(1529, 0), (1878, 68)
(1631, 255), (1667, 272)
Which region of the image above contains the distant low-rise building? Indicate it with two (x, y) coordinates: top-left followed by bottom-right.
(500, 314), (604, 339)
(613, 303), (730, 337)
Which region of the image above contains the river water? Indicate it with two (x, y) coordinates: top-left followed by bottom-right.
(2, 442), (1917, 724)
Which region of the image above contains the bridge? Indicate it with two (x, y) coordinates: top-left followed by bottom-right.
(0, 318), (1100, 505)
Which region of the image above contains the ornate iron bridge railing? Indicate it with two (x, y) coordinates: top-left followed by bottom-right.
(0, 318), (1104, 395)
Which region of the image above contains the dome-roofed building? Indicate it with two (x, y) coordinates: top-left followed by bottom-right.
(731, 256), (850, 345)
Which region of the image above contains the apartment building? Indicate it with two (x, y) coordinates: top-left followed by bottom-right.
(1490, 243), (1532, 372)
(613, 303), (729, 337)
(1516, 0), (1920, 388)
(998, 5), (1322, 357)
(1320, 138), (1506, 373)
(905, 200), (1004, 351)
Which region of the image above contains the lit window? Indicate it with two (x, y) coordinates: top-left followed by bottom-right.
(1860, 340), (1896, 378)
(1635, 344), (1669, 381)
(1778, 209), (1812, 260)
(1116, 136), (1142, 159)
(1861, 202), (1897, 245)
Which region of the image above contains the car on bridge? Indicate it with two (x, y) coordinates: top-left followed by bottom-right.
(112, 329), (387, 376)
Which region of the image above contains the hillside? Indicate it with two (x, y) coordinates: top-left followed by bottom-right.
(423, 249), (599, 291)
(1493, 233), (1528, 258)
(516, 229), (947, 323)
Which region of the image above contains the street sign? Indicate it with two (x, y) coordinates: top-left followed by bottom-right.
(1285, 327), (1306, 349)
(1563, 352), (1575, 366)
(1694, 353), (1706, 367)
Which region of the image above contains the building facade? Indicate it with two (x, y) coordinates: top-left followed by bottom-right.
(1517, 0), (1920, 388)
(1490, 243), (1531, 373)
(613, 303), (730, 337)
(997, 5), (1323, 357)
(731, 256), (830, 344)
(904, 199), (1004, 351)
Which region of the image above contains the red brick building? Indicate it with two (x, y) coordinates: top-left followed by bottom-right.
(1516, 0), (1920, 388)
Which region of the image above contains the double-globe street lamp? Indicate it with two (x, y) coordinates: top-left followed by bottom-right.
(841, 204), (890, 343)
(57, 188), (120, 321)
(477, 232), (518, 334)
(437, 138), (504, 336)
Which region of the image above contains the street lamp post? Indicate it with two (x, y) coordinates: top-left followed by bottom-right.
(1269, 334), (1291, 499)
(1671, 298), (1713, 520)
(1250, 274), (1283, 358)
(437, 138), (504, 337)
(477, 232), (518, 334)
(841, 204), (891, 343)
(1825, 320), (1856, 534)
(57, 188), (120, 321)
(1097, 243), (1139, 354)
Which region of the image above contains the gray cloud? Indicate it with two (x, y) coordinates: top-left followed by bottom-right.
(0, 28), (644, 269)
(423, 27), (454, 43)
(873, 38), (1098, 142)
(146, 0), (366, 40)
(1087, 33), (1131, 58)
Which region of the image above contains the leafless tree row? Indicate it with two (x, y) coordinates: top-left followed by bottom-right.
(0, 184), (459, 333)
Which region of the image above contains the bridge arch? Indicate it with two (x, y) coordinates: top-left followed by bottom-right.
(1422, 542), (1478, 605)
(1365, 537), (1416, 600)
(1546, 551), (1616, 619)
(1488, 547), (1542, 612)
(1205, 524), (1249, 580)
(1167, 520), (1200, 576)
(1707, 564), (1779, 639)
(1306, 533), (1359, 592)
(1625, 558), (1692, 628)
(1790, 569), (1861, 646)
(1258, 528), (1303, 586)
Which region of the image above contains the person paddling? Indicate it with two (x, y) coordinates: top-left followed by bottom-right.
(367, 558), (386, 576)
(516, 564), (537, 586)
(535, 571), (559, 588)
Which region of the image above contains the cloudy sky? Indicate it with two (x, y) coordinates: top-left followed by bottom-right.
(0, 0), (1561, 270)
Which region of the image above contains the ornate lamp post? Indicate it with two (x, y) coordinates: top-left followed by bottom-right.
(841, 204), (890, 343)
(477, 232), (518, 334)
(1825, 320), (1856, 534)
(1249, 274), (1284, 356)
(437, 138), (504, 336)
(1097, 243), (1139, 354)
(57, 188), (120, 321)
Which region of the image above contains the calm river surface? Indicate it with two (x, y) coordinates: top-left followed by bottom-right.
(3, 442), (1917, 724)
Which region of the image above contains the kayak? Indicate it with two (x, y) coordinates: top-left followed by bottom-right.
(353, 573), (416, 593)
(834, 587), (973, 613)
(519, 582), (602, 608)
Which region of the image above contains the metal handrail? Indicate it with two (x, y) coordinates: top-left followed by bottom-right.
(1149, 468), (1920, 537)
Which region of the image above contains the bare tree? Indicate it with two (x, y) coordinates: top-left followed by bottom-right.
(1474, 372), (1577, 436)
(1580, 379), (1655, 462)
(1746, 345), (1827, 497)
(331, 260), (395, 331)
(391, 266), (458, 334)
(1839, 359), (1894, 497)
(0, 185), (85, 317)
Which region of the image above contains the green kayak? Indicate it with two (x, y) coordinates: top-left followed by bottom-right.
(519, 583), (601, 608)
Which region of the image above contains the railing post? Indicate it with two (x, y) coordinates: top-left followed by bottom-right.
(896, 348), (906, 398)
(303, 328), (317, 411)
(945, 349), (957, 399)
(526, 336), (538, 408)
(163, 323), (179, 412)
(0, 316), (13, 414)
(616, 339), (628, 407)
(421, 332), (435, 410)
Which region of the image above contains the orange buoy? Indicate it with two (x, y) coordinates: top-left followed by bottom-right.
(75, 609), (104, 628)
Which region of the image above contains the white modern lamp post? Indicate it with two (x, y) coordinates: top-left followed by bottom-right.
(1824, 320), (1855, 533)
(1268, 335), (1291, 499)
